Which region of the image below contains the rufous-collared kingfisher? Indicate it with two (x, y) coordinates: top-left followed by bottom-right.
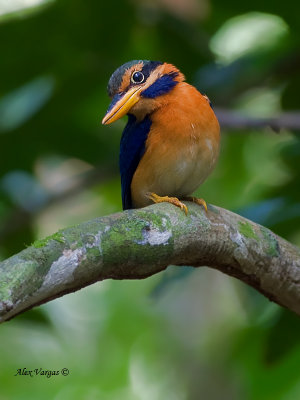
(102, 60), (220, 214)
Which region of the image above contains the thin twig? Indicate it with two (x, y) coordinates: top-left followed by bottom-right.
(215, 108), (300, 132)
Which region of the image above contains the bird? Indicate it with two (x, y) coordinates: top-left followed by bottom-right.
(102, 60), (220, 214)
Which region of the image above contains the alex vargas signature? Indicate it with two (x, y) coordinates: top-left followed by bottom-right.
(15, 367), (69, 378)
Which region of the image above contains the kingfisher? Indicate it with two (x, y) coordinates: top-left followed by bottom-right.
(102, 60), (220, 214)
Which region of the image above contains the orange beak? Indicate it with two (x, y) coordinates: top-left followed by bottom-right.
(102, 86), (142, 125)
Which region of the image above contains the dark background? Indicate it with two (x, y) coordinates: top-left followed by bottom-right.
(0, 0), (299, 398)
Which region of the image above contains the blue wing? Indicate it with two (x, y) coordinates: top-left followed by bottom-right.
(119, 114), (152, 209)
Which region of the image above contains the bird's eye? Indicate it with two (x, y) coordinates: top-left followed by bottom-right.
(131, 71), (144, 84)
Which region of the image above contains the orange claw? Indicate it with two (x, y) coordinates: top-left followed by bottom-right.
(147, 192), (188, 215)
(183, 196), (208, 212)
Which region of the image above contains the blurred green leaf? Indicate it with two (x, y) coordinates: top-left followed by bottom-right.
(264, 309), (300, 364)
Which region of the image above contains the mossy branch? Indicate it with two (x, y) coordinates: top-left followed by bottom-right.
(1, 203), (300, 323)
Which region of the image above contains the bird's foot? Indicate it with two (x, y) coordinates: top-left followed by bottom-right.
(147, 192), (188, 215)
(182, 196), (208, 212)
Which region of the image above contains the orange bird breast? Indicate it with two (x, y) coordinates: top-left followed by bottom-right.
(131, 82), (220, 208)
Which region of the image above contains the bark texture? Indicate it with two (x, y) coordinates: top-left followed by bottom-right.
(1, 202), (300, 323)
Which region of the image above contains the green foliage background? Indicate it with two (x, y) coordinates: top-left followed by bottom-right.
(0, 0), (299, 399)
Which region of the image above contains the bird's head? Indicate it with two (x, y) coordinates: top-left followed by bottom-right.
(102, 60), (185, 124)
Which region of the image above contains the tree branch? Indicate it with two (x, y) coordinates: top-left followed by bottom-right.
(0, 203), (300, 323)
(215, 108), (300, 132)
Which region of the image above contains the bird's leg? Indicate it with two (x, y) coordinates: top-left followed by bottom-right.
(147, 192), (188, 215)
(182, 196), (208, 212)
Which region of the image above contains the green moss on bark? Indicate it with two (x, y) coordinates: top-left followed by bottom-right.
(238, 221), (259, 240)
(32, 232), (65, 248)
(260, 226), (280, 257)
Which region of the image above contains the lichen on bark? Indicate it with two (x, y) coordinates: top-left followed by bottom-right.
(0, 202), (299, 323)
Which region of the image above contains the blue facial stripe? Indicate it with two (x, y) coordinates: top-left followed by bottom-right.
(141, 73), (178, 99)
(119, 114), (152, 210)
